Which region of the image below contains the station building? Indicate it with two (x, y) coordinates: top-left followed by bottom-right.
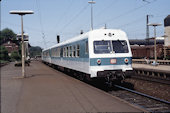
(164, 15), (170, 58)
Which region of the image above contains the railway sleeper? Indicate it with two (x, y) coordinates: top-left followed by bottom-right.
(134, 69), (170, 80)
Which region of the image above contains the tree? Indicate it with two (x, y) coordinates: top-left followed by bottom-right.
(0, 46), (10, 61)
(0, 28), (16, 44)
(29, 46), (42, 58)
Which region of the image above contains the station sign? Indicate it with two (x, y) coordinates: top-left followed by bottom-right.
(17, 34), (29, 41)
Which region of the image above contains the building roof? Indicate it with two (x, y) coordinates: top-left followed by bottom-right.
(129, 39), (164, 45)
(164, 15), (170, 27)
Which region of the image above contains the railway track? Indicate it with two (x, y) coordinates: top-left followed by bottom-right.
(131, 74), (170, 85)
(133, 68), (170, 85)
(109, 85), (170, 112)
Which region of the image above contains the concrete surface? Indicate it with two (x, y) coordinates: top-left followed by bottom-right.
(1, 61), (145, 113)
(132, 63), (170, 72)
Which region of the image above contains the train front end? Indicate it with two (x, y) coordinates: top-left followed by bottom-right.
(88, 29), (132, 83)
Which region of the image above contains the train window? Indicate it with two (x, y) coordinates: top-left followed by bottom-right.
(112, 40), (129, 53)
(69, 46), (72, 57)
(72, 46), (76, 57)
(76, 44), (80, 57)
(56, 48), (61, 57)
(85, 41), (88, 54)
(63, 48), (65, 57)
(66, 47), (69, 57)
(64, 47), (67, 57)
(94, 41), (111, 54)
(51, 49), (54, 57)
(51, 48), (56, 57)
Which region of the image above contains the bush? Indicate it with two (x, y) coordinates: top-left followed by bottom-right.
(10, 51), (21, 61)
(165, 56), (170, 60)
(0, 46), (10, 61)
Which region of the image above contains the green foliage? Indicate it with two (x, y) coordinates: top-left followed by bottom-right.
(165, 55), (170, 60)
(0, 60), (9, 64)
(10, 51), (21, 61)
(29, 46), (42, 58)
(0, 46), (10, 61)
(0, 28), (16, 44)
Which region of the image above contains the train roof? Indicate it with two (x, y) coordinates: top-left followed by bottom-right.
(43, 28), (125, 51)
(43, 31), (89, 51)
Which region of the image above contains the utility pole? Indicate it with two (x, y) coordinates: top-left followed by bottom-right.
(148, 23), (162, 66)
(88, 0), (96, 30)
(146, 15), (153, 45)
(146, 15), (149, 39)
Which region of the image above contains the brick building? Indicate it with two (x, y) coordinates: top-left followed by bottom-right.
(2, 40), (19, 56)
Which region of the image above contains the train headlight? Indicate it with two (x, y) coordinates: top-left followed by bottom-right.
(124, 58), (129, 64)
(97, 59), (101, 65)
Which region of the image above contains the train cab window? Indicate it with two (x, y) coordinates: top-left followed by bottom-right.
(76, 44), (80, 57)
(85, 41), (88, 54)
(72, 46), (76, 57)
(94, 41), (111, 54)
(112, 40), (129, 53)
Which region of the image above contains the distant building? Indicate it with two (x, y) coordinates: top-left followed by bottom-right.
(17, 33), (29, 41)
(129, 39), (164, 45)
(164, 15), (170, 46)
(130, 15), (170, 59)
(164, 15), (170, 58)
(2, 39), (19, 56)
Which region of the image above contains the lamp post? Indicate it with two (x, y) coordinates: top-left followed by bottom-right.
(10, 10), (34, 78)
(148, 23), (162, 65)
(88, 0), (95, 30)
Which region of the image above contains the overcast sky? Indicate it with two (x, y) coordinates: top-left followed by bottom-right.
(1, 0), (170, 49)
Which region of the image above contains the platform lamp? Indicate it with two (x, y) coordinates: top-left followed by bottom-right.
(10, 10), (34, 78)
(148, 23), (162, 65)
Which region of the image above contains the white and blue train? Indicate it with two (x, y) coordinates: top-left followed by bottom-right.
(42, 28), (133, 83)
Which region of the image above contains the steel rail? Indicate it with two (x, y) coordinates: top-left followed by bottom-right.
(131, 75), (170, 85)
(114, 84), (170, 105)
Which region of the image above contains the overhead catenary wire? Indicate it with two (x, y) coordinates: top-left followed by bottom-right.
(94, 0), (157, 28)
(115, 16), (145, 28)
(36, 0), (47, 48)
(52, 0), (74, 32)
(95, 0), (119, 18)
(59, 4), (89, 35)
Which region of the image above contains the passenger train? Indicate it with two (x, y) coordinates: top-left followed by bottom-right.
(42, 28), (133, 84)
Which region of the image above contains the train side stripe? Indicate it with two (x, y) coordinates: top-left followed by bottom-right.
(90, 57), (132, 66)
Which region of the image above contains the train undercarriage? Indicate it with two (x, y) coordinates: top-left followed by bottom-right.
(42, 61), (132, 87)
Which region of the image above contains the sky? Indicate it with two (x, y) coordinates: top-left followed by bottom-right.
(1, 0), (170, 49)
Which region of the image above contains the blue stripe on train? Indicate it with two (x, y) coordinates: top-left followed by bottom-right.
(90, 57), (132, 66)
(51, 57), (89, 62)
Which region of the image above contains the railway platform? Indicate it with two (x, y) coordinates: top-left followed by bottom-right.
(132, 63), (170, 73)
(1, 61), (145, 113)
(132, 63), (170, 81)
(132, 63), (170, 72)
